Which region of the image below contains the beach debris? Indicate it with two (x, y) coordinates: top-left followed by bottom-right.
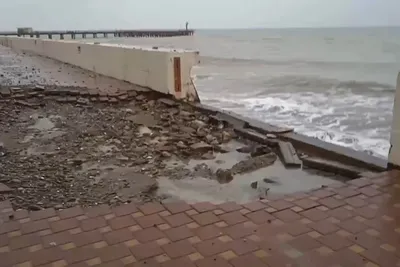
(278, 141), (302, 168)
(215, 169), (233, 184)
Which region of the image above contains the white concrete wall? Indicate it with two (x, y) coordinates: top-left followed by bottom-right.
(0, 37), (200, 101)
(389, 72), (400, 166)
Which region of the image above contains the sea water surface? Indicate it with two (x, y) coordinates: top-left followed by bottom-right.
(95, 27), (400, 158)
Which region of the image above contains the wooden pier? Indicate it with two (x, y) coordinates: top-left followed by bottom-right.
(0, 29), (194, 39)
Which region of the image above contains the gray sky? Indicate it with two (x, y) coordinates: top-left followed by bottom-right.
(0, 0), (399, 30)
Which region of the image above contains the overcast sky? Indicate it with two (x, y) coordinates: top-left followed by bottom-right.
(0, 0), (399, 30)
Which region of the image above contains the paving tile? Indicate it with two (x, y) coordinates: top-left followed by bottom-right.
(218, 211), (248, 225)
(99, 243), (131, 263)
(130, 242), (164, 261)
(318, 233), (353, 250)
(338, 219), (368, 234)
(109, 215), (136, 230)
(294, 198), (319, 210)
(318, 197), (345, 209)
(85, 204), (111, 218)
(361, 246), (399, 267)
(136, 214), (166, 228)
(310, 220), (340, 235)
(9, 233), (41, 250)
(334, 188), (360, 198)
(284, 221), (312, 236)
(42, 231), (73, 248)
(72, 230), (103, 247)
(245, 210), (275, 225)
(242, 201), (266, 211)
(288, 234), (322, 252)
(358, 186), (382, 197)
(195, 238), (231, 257)
(80, 217), (107, 231)
(217, 202), (242, 212)
(230, 254), (266, 267)
(30, 247), (65, 266)
(104, 228), (134, 245)
(354, 206), (379, 219)
(192, 202), (216, 213)
(30, 208), (57, 221)
(345, 196), (368, 208)
(348, 177), (373, 188)
(164, 213), (193, 227)
(301, 208), (329, 221)
(164, 202), (191, 214)
(58, 206), (84, 219)
(267, 199), (294, 211)
(21, 219), (49, 234)
(162, 239), (196, 258)
(310, 189), (335, 198)
(51, 218), (79, 233)
(192, 212), (220, 226)
(327, 207), (354, 221)
(195, 256), (233, 267)
(274, 209), (302, 222)
(223, 223), (257, 239)
(134, 227), (166, 243)
(113, 203), (138, 217)
(0, 221), (21, 234)
(229, 238), (259, 255)
(139, 203), (165, 215)
(161, 257), (196, 267)
(195, 225), (223, 240)
(64, 246), (99, 264)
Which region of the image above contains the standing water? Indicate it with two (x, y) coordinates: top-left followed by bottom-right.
(93, 27), (400, 158)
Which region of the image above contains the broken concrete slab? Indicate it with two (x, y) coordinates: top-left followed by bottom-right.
(234, 127), (279, 147)
(158, 98), (179, 107)
(302, 157), (365, 179)
(0, 183), (13, 194)
(278, 141), (302, 168)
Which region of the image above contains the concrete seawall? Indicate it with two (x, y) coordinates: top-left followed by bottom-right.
(0, 37), (200, 101)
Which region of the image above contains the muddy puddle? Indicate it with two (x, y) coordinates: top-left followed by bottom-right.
(157, 140), (344, 204)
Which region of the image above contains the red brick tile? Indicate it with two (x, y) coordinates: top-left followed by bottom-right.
(81, 216), (107, 231)
(224, 223), (257, 239)
(104, 228), (134, 245)
(262, 253), (297, 267)
(288, 234), (321, 252)
(267, 199), (294, 211)
(139, 203), (165, 215)
(348, 231), (380, 249)
(109, 215), (136, 229)
(192, 212), (220, 226)
(229, 238), (258, 255)
(242, 201), (266, 211)
(273, 209), (302, 222)
(301, 208), (329, 221)
(132, 259), (161, 267)
(134, 227), (166, 243)
(9, 233), (41, 250)
(219, 211), (247, 225)
(72, 230), (103, 247)
(21, 219), (49, 234)
(246, 210), (275, 224)
(51, 218), (79, 233)
(348, 177), (372, 188)
(334, 188), (359, 198)
(368, 194), (390, 205)
(42, 231), (73, 247)
(161, 257), (196, 267)
(164, 201), (191, 214)
(361, 246), (399, 267)
(309, 220), (339, 235)
(196, 256), (233, 267)
(30, 247), (65, 266)
(64, 246), (99, 264)
(162, 239), (196, 258)
(284, 221), (312, 236)
(217, 202), (242, 212)
(338, 219), (368, 234)
(30, 208), (56, 221)
(317, 197), (345, 209)
(13, 209), (29, 220)
(100, 243), (131, 263)
(130, 242), (164, 260)
(164, 225), (193, 241)
(1, 247), (32, 266)
(113, 203), (138, 217)
(318, 233), (353, 250)
(344, 196), (367, 208)
(58, 206), (84, 219)
(195, 238), (232, 256)
(164, 213), (192, 227)
(310, 189), (335, 198)
(195, 225), (222, 240)
(230, 254), (266, 267)
(192, 202), (216, 213)
(354, 206), (378, 219)
(328, 207), (353, 221)
(324, 248), (366, 267)
(0, 220), (20, 234)
(0, 233), (8, 247)
(358, 186), (381, 197)
(295, 198), (319, 210)
(85, 204), (111, 218)
(136, 214), (166, 228)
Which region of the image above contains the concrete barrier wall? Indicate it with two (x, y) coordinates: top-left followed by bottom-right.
(389, 73), (400, 167)
(0, 37), (200, 101)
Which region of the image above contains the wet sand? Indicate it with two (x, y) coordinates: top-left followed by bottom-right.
(0, 45), (350, 211)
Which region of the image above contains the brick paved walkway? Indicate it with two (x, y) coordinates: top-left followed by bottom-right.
(1, 171), (400, 267)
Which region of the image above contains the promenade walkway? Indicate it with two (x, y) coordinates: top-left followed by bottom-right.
(1, 171), (399, 267)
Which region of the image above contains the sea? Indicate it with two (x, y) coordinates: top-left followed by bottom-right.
(97, 27), (400, 158)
